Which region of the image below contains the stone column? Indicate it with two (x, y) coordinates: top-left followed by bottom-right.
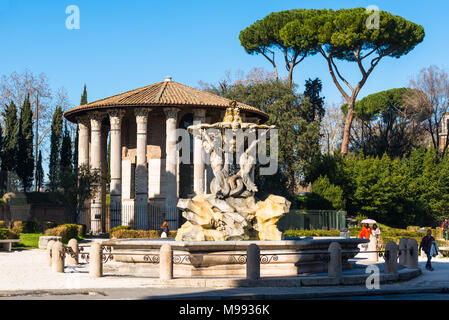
(108, 109), (125, 229)
(76, 116), (90, 226)
(135, 108), (151, 230)
(90, 112), (105, 235)
(164, 108), (180, 230)
(193, 109), (206, 195)
(46, 240), (55, 267)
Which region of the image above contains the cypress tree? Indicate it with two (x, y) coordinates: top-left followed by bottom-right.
(2, 101), (19, 174)
(17, 95), (35, 191)
(0, 124), (5, 193)
(48, 106), (63, 191)
(60, 121), (73, 172)
(36, 151), (44, 190)
(73, 84), (87, 171)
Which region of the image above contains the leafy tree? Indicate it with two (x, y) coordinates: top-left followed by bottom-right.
(347, 88), (424, 157)
(59, 164), (100, 223)
(48, 106), (63, 191)
(16, 95), (35, 190)
(239, 9), (322, 84)
(404, 66), (449, 156)
(280, 8), (425, 156)
(308, 175), (345, 210)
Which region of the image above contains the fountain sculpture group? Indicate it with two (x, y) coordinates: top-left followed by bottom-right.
(175, 102), (291, 242)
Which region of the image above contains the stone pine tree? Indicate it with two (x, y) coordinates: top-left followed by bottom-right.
(280, 8), (425, 156)
(2, 101), (19, 190)
(73, 84), (87, 171)
(239, 9), (322, 84)
(17, 95), (35, 191)
(48, 106), (63, 191)
(36, 151), (44, 190)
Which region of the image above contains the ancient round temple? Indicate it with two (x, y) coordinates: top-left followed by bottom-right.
(64, 77), (268, 235)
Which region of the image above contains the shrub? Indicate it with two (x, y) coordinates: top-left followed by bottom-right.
(110, 229), (177, 239)
(0, 228), (19, 240)
(12, 221), (24, 234)
(0, 221), (7, 229)
(45, 224), (80, 242)
(283, 230), (340, 238)
(310, 175), (345, 210)
(109, 225), (130, 235)
(77, 225), (86, 238)
(407, 226), (420, 232)
(12, 220), (40, 234)
(43, 221), (58, 231)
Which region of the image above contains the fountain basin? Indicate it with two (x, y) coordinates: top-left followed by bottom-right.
(101, 238), (368, 276)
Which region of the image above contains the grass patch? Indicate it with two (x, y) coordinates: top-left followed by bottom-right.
(13, 233), (44, 249)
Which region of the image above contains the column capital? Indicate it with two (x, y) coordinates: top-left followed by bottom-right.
(164, 107), (180, 119)
(76, 115), (91, 127)
(90, 111), (105, 131)
(134, 107), (151, 117)
(193, 108), (206, 119)
(108, 109), (126, 128)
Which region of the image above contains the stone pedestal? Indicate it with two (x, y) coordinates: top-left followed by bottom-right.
(51, 241), (64, 273)
(67, 239), (79, 266)
(246, 244), (260, 280)
(160, 244), (173, 281)
(385, 241), (398, 275)
(398, 237), (408, 265)
(328, 242), (342, 278)
(406, 238), (419, 269)
(90, 242), (103, 278)
(39, 236), (62, 250)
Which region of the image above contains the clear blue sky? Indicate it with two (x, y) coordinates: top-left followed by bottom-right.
(1, 0), (448, 110)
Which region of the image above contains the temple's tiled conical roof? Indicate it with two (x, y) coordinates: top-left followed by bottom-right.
(64, 77), (268, 121)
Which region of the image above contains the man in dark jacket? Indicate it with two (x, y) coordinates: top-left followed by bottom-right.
(419, 229), (436, 271)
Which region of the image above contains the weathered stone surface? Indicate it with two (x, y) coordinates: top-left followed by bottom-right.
(254, 195), (291, 241)
(176, 193), (290, 241)
(38, 236), (62, 250)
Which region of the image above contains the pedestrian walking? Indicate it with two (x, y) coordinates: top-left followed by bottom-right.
(419, 229), (437, 271)
(159, 221), (169, 238)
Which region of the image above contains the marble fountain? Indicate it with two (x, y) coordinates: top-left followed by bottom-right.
(103, 102), (367, 276)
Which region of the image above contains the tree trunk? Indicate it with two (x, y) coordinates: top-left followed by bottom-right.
(341, 100), (355, 157)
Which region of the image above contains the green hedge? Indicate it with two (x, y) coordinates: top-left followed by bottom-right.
(283, 230), (341, 238)
(12, 220), (40, 234)
(110, 228), (177, 239)
(44, 224), (83, 242)
(0, 228), (19, 240)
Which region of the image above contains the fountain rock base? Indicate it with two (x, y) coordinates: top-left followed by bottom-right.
(175, 194), (290, 242)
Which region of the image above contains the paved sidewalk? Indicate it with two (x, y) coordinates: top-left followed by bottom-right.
(0, 249), (448, 299)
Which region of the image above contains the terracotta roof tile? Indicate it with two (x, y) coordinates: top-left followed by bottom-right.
(64, 80), (268, 121)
